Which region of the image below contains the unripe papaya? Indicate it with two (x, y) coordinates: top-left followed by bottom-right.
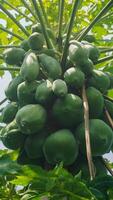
(84, 35), (96, 43)
(53, 93), (83, 128)
(20, 39), (30, 51)
(69, 41), (89, 65)
(24, 131), (46, 159)
(17, 80), (39, 106)
(52, 79), (68, 97)
(35, 80), (53, 105)
(105, 72), (113, 89)
(5, 75), (23, 101)
(75, 119), (113, 156)
(64, 67), (85, 88)
(86, 87), (104, 118)
(2, 102), (18, 124)
(3, 47), (25, 65)
(38, 54), (62, 80)
(43, 129), (78, 165)
(79, 59), (94, 76)
(20, 52), (40, 82)
(84, 44), (100, 63)
(88, 70), (110, 93)
(16, 104), (47, 135)
(28, 32), (44, 50)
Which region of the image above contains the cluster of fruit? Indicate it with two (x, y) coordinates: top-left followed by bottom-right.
(1, 23), (113, 178)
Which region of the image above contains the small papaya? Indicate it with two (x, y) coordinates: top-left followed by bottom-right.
(39, 53), (62, 80)
(88, 70), (110, 93)
(5, 75), (23, 101)
(43, 129), (78, 166)
(53, 93), (83, 128)
(52, 79), (68, 97)
(75, 119), (113, 156)
(17, 80), (40, 106)
(64, 67), (85, 88)
(3, 47), (25, 65)
(24, 131), (46, 159)
(28, 32), (44, 50)
(35, 79), (53, 105)
(20, 52), (40, 82)
(16, 104), (47, 135)
(84, 34), (96, 43)
(2, 102), (18, 124)
(84, 43), (100, 63)
(68, 41), (89, 65)
(20, 39), (30, 51)
(86, 87), (104, 118)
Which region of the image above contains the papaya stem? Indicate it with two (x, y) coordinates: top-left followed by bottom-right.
(78, 0), (113, 41)
(61, 0), (80, 68)
(95, 55), (113, 64)
(101, 158), (113, 176)
(57, 0), (65, 50)
(0, 67), (20, 71)
(38, 0), (50, 28)
(100, 48), (113, 53)
(21, 0), (37, 20)
(31, 0), (54, 49)
(0, 98), (7, 106)
(0, 45), (20, 48)
(105, 107), (113, 128)
(0, 4), (29, 37)
(0, 27), (24, 41)
(3, 0), (35, 23)
(82, 85), (95, 180)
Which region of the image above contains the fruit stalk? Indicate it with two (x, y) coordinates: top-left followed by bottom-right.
(0, 4), (29, 37)
(0, 27), (24, 41)
(100, 48), (113, 53)
(61, 0), (80, 67)
(105, 107), (113, 128)
(0, 98), (7, 106)
(3, 0), (35, 23)
(58, 0), (65, 50)
(0, 67), (20, 71)
(0, 45), (20, 48)
(78, 0), (113, 41)
(31, 0), (54, 49)
(82, 85), (95, 180)
(39, 0), (50, 28)
(95, 55), (113, 64)
(21, 0), (37, 20)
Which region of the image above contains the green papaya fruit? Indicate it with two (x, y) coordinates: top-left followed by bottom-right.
(86, 87), (104, 118)
(24, 131), (46, 159)
(5, 75), (23, 101)
(84, 35), (96, 43)
(39, 48), (57, 58)
(88, 70), (110, 93)
(20, 52), (40, 82)
(64, 67), (85, 88)
(53, 93), (83, 128)
(2, 102), (18, 123)
(68, 41), (89, 65)
(17, 80), (40, 106)
(84, 44), (100, 63)
(3, 47), (25, 65)
(1, 129), (26, 150)
(38, 53), (62, 80)
(20, 39), (30, 51)
(52, 79), (68, 97)
(105, 72), (113, 89)
(16, 104), (47, 135)
(43, 129), (78, 166)
(79, 58), (94, 76)
(35, 79), (53, 105)
(28, 32), (44, 50)
(75, 119), (113, 156)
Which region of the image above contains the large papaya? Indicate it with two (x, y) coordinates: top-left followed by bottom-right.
(43, 129), (78, 166)
(86, 87), (104, 118)
(75, 119), (113, 156)
(5, 75), (23, 101)
(16, 104), (47, 135)
(38, 54), (62, 80)
(52, 93), (83, 128)
(20, 52), (40, 82)
(2, 102), (18, 123)
(52, 79), (68, 97)
(24, 131), (46, 159)
(64, 67), (85, 89)
(3, 47), (25, 65)
(17, 80), (40, 106)
(35, 80), (53, 105)
(28, 32), (44, 50)
(88, 69), (110, 93)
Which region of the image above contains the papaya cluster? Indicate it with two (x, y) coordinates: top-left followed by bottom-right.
(1, 23), (113, 179)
